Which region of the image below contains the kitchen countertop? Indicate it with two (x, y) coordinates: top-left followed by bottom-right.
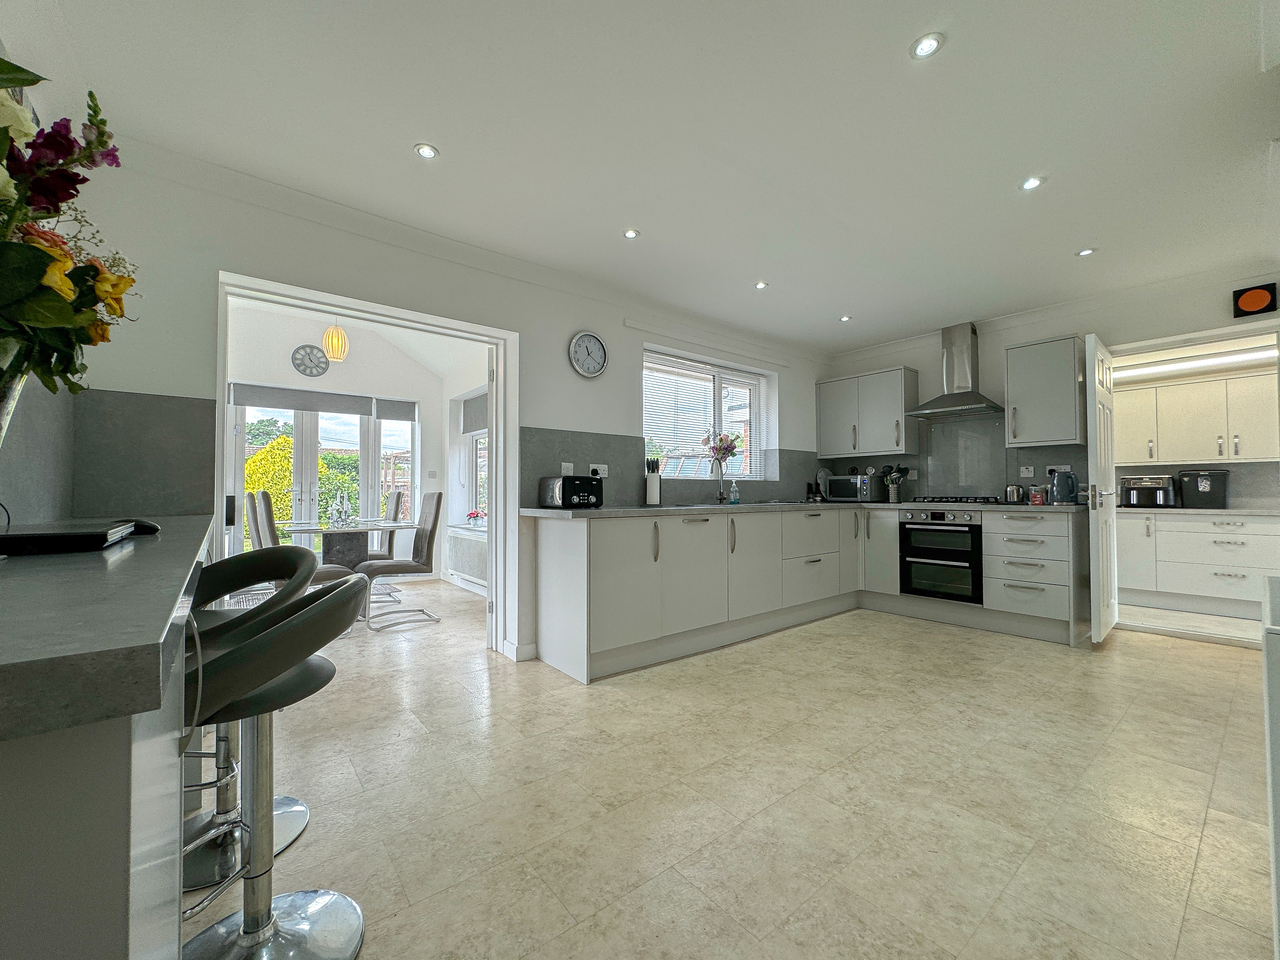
(0, 515), (211, 741)
(1119, 507), (1280, 518)
(522, 501), (1087, 519)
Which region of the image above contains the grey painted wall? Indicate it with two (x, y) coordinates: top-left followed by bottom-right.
(72, 390), (216, 518)
(0, 379), (75, 525)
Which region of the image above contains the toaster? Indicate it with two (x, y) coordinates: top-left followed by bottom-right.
(538, 475), (603, 508)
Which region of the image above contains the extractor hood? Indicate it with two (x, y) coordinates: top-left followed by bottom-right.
(906, 323), (1004, 419)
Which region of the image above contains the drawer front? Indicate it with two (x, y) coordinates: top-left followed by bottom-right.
(1156, 530), (1280, 569)
(782, 511), (840, 560)
(983, 532), (1070, 562)
(985, 556), (1070, 586)
(1155, 560), (1266, 602)
(782, 553), (841, 607)
(983, 578), (1071, 620)
(983, 513), (1071, 537)
(1156, 515), (1280, 536)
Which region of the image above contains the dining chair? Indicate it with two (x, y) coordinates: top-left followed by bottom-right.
(258, 489), (351, 584)
(354, 492), (443, 631)
(367, 490), (404, 562)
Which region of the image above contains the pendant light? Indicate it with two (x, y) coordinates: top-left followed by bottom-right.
(322, 323), (350, 362)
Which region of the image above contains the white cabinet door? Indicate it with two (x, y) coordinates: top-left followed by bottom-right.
(1114, 388), (1158, 464)
(1228, 374), (1280, 461)
(1157, 380), (1228, 462)
(782, 510), (840, 559)
(658, 515), (729, 635)
(1006, 338), (1082, 446)
(1116, 512), (1156, 591)
(862, 509), (899, 594)
(589, 518), (662, 652)
(782, 555), (841, 606)
(728, 513), (783, 620)
(839, 509), (864, 593)
(857, 369), (907, 454)
(817, 378), (858, 457)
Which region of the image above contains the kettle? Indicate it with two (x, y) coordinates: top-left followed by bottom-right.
(1004, 484), (1025, 504)
(1048, 470), (1079, 505)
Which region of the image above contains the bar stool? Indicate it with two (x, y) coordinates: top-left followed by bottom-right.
(184, 545), (318, 892)
(183, 574), (369, 960)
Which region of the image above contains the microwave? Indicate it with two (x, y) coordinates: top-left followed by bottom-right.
(825, 476), (860, 502)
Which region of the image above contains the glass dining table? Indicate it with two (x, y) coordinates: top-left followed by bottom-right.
(280, 519), (417, 569)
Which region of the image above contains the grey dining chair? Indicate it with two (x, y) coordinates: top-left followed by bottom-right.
(354, 492), (443, 631)
(367, 490), (404, 562)
(258, 488), (350, 584)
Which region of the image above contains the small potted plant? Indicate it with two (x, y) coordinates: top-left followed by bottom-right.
(466, 509), (486, 528)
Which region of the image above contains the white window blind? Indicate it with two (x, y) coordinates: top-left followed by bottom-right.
(643, 352), (764, 479)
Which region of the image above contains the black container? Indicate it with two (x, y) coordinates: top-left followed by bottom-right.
(1177, 470), (1229, 509)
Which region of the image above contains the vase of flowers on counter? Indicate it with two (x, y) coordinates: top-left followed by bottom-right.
(467, 509), (486, 527)
(703, 431), (743, 504)
(0, 57), (137, 453)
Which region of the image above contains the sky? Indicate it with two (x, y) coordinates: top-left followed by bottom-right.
(246, 407), (412, 452)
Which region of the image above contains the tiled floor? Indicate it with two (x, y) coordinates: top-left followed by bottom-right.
(182, 580), (1272, 959)
(1119, 603), (1261, 648)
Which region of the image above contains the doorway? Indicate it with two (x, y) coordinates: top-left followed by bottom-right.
(213, 273), (523, 659)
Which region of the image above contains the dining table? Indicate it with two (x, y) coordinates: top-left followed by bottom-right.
(280, 519), (417, 569)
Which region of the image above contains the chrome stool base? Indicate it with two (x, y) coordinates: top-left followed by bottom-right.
(366, 607), (440, 632)
(183, 797), (309, 892)
(181, 889), (364, 960)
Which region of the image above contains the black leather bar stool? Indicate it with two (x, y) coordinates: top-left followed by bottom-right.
(183, 574), (369, 960)
(184, 546), (318, 892)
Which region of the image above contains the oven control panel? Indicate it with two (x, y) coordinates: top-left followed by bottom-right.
(899, 511), (980, 525)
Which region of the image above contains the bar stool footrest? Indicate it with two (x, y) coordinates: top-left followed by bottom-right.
(182, 797), (309, 892)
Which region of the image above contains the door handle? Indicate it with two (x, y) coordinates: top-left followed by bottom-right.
(907, 557), (969, 567)
(653, 521), (659, 562)
(730, 517), (736, 554)
(1148, 439), (1154, 459)
(894, 420), (901, 447)
(1011, 406), (1017, 439)
(852, 424), (857, 450)
(1218, 436), (1224, 456)
(682, 517), (710, 523)
(1234, 435), (1240, 455)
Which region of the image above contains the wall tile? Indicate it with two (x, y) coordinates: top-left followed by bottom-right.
(0, 379), (74, 524)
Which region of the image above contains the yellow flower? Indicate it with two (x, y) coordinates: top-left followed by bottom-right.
(87, 318), (111, 345)
(90, 260), (134, 318)
(27, 241), (77, 301)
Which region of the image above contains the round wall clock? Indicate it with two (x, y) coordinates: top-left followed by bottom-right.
(568, 331), (607, 378)
(292, 343), (330, 377)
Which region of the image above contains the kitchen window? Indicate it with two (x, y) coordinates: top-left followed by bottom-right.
(643, 351), (766, 479)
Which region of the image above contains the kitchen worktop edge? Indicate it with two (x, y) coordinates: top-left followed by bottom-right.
(522, 502), (1087, 519)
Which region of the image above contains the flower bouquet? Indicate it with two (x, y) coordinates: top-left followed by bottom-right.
(0, 57), (136, 449)
(467, 509), (486, 527)
(702, 430), (743, 502)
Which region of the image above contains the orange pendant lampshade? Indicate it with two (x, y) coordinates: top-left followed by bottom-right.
(322, 323), (350, 362)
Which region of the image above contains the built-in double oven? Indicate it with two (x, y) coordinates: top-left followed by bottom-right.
(898, 510), (983, 604)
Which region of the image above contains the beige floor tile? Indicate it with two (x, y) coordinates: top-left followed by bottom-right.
(1106, 704), (1226, 775)
(938, 737), (1085, 838)
(957, 893), (1133, 960)
(455, 720), (624, 798)
(348, 714), (525, 791)
(385, 772), (607, 902)
(273, 752), (366, 807)
(273, 839), (410, 924)
(1174, 906), (1273, 960)
(1210, 737), (1268, 824)
(991, 705), (1116, 769)
(359, 856), (574, 959)
(565, 729), (735, 810)
(1005, 803), (1197, 960)
(526, 780), (739, 920)
(677, 789), (886, 939)
(760, 880), (953, 959)
(523, 869), (771, 960)
(835, 796), (1036, 953)
(681, 731), (842, 819)
(1070, 746), (1213, 845)
(785, 689), (922, 758)
(802, 737), (960, 827)
(1187, 809), (1273, 938)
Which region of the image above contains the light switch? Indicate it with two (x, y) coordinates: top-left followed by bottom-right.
(1047, 464), (1071, 474)
(427, 470), (437, 479)
(1019, 465), (1035, 478)
(561, 462), (574, 476)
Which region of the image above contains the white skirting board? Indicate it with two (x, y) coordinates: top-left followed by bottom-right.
(1121, 586), (1260, 620)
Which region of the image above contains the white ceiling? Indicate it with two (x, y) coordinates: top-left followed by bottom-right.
(22, 1), (1280, 351)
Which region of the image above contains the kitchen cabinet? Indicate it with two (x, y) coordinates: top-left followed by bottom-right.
(1116, 512), (1156, 591)
(1227, 374), (1280, 460)
(816, 367), (919, 458)
(1156, 380), (1228, 462)
(862, 509), (899, 595)
(1114, 388), (1158, 464)
(728, 513), (783, 621)
(839, 508), (864, 593)
(1005, 337), (1085, 447)
(658, 515), (728, 635)
(589, 518), (662, 652)
(782, 510), (839, 559)
(782, 554), (840, 606)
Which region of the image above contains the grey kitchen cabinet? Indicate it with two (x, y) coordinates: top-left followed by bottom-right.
(816, 367), (919, 458)
(839, 508), (864, 593)
(1005, 337), (1085, 447)
(728, 512), (784, 621)
(1155, 380), (1228, 462)
(589, 518), (663, 652)
(1116, 512), (1156, 591)
(1114, 388), (1158, 464)
(862, 509), (900, 594)
(658, 515), (729, 635)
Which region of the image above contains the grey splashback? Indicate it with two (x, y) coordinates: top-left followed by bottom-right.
(519, 426), (819, 508)
(73, 389), (216, 517)
(0, 380), (74, 524)
(1114, 461), (1280, 512)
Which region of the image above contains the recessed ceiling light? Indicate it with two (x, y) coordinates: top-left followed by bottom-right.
(1020, 176), (1045, 191)
(1077, 248), (1095, 257)
(840, 316), (851, 322)
(755, 281), (769, 290)
(414, 143), (439, 159)
(910, 33), (945, 60)
(623, 229), (639, 239)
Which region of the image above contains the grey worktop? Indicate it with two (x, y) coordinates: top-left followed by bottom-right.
(1119, 507), (1280, 518)
(521, 501), (1088, 519)
(0, 515), (212, 741)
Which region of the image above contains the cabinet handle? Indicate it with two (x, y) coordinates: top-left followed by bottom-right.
(1002, 560), (1045, 568)
(1218, 436), (1224, 456)
(1212, 521), (1244, 527)
(1234, 435), (1240, 455)
(806, 513), (823, 518)
(653, 521), (659, 562)
(854, 512), (860, 539)
(805, 558), (823, 564)
(1003, 537), (1045, 544)
(1145, 518), (1151, 538)
(1213, 572), (1247, 579)
(1003, 514), (1043, 521)
(1148, 439), (1154, 459)
(894, 420), (901, 447)
(866, 515), (871, 541)
(1212, 539), (1247, 546)
(852, 424), (857, 450)
(730, 517), (736, 554)
(682, 517), (710, 523)
(1011, 406), (1018, 439)
(1003, 582), (1045, 592)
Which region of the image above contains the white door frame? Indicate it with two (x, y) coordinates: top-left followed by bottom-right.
(215, 272), (524, 660)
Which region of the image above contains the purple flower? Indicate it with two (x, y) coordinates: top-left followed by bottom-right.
(26, 167), (89, 213)
(83, 145), (120, 169)
(26, 118), (83, 167)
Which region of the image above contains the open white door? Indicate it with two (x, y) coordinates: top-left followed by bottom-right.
(1086, 334), (1118, 644)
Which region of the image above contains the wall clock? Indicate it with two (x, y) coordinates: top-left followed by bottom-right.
(292, 343), (330, 377)
(568, 331), (607, 378)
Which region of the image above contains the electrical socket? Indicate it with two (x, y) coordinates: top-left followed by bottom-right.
(589, 463), (609, 478)
(1047, 464), (1072, 474)
(1019, 465), (1035, 478)
(427, 470), (438, 480)
(560, 462), (574, 476)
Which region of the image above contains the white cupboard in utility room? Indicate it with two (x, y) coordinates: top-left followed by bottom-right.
(1114, 388), (1158, 464)
(1115, 512), (1156, 591)
(728, 513), (783, 621)
(1155, 380), (1228, 462)
(1227, 374), (1280, 460)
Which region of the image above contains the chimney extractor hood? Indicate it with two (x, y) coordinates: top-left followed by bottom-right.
(906, 323), (1004, 419)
